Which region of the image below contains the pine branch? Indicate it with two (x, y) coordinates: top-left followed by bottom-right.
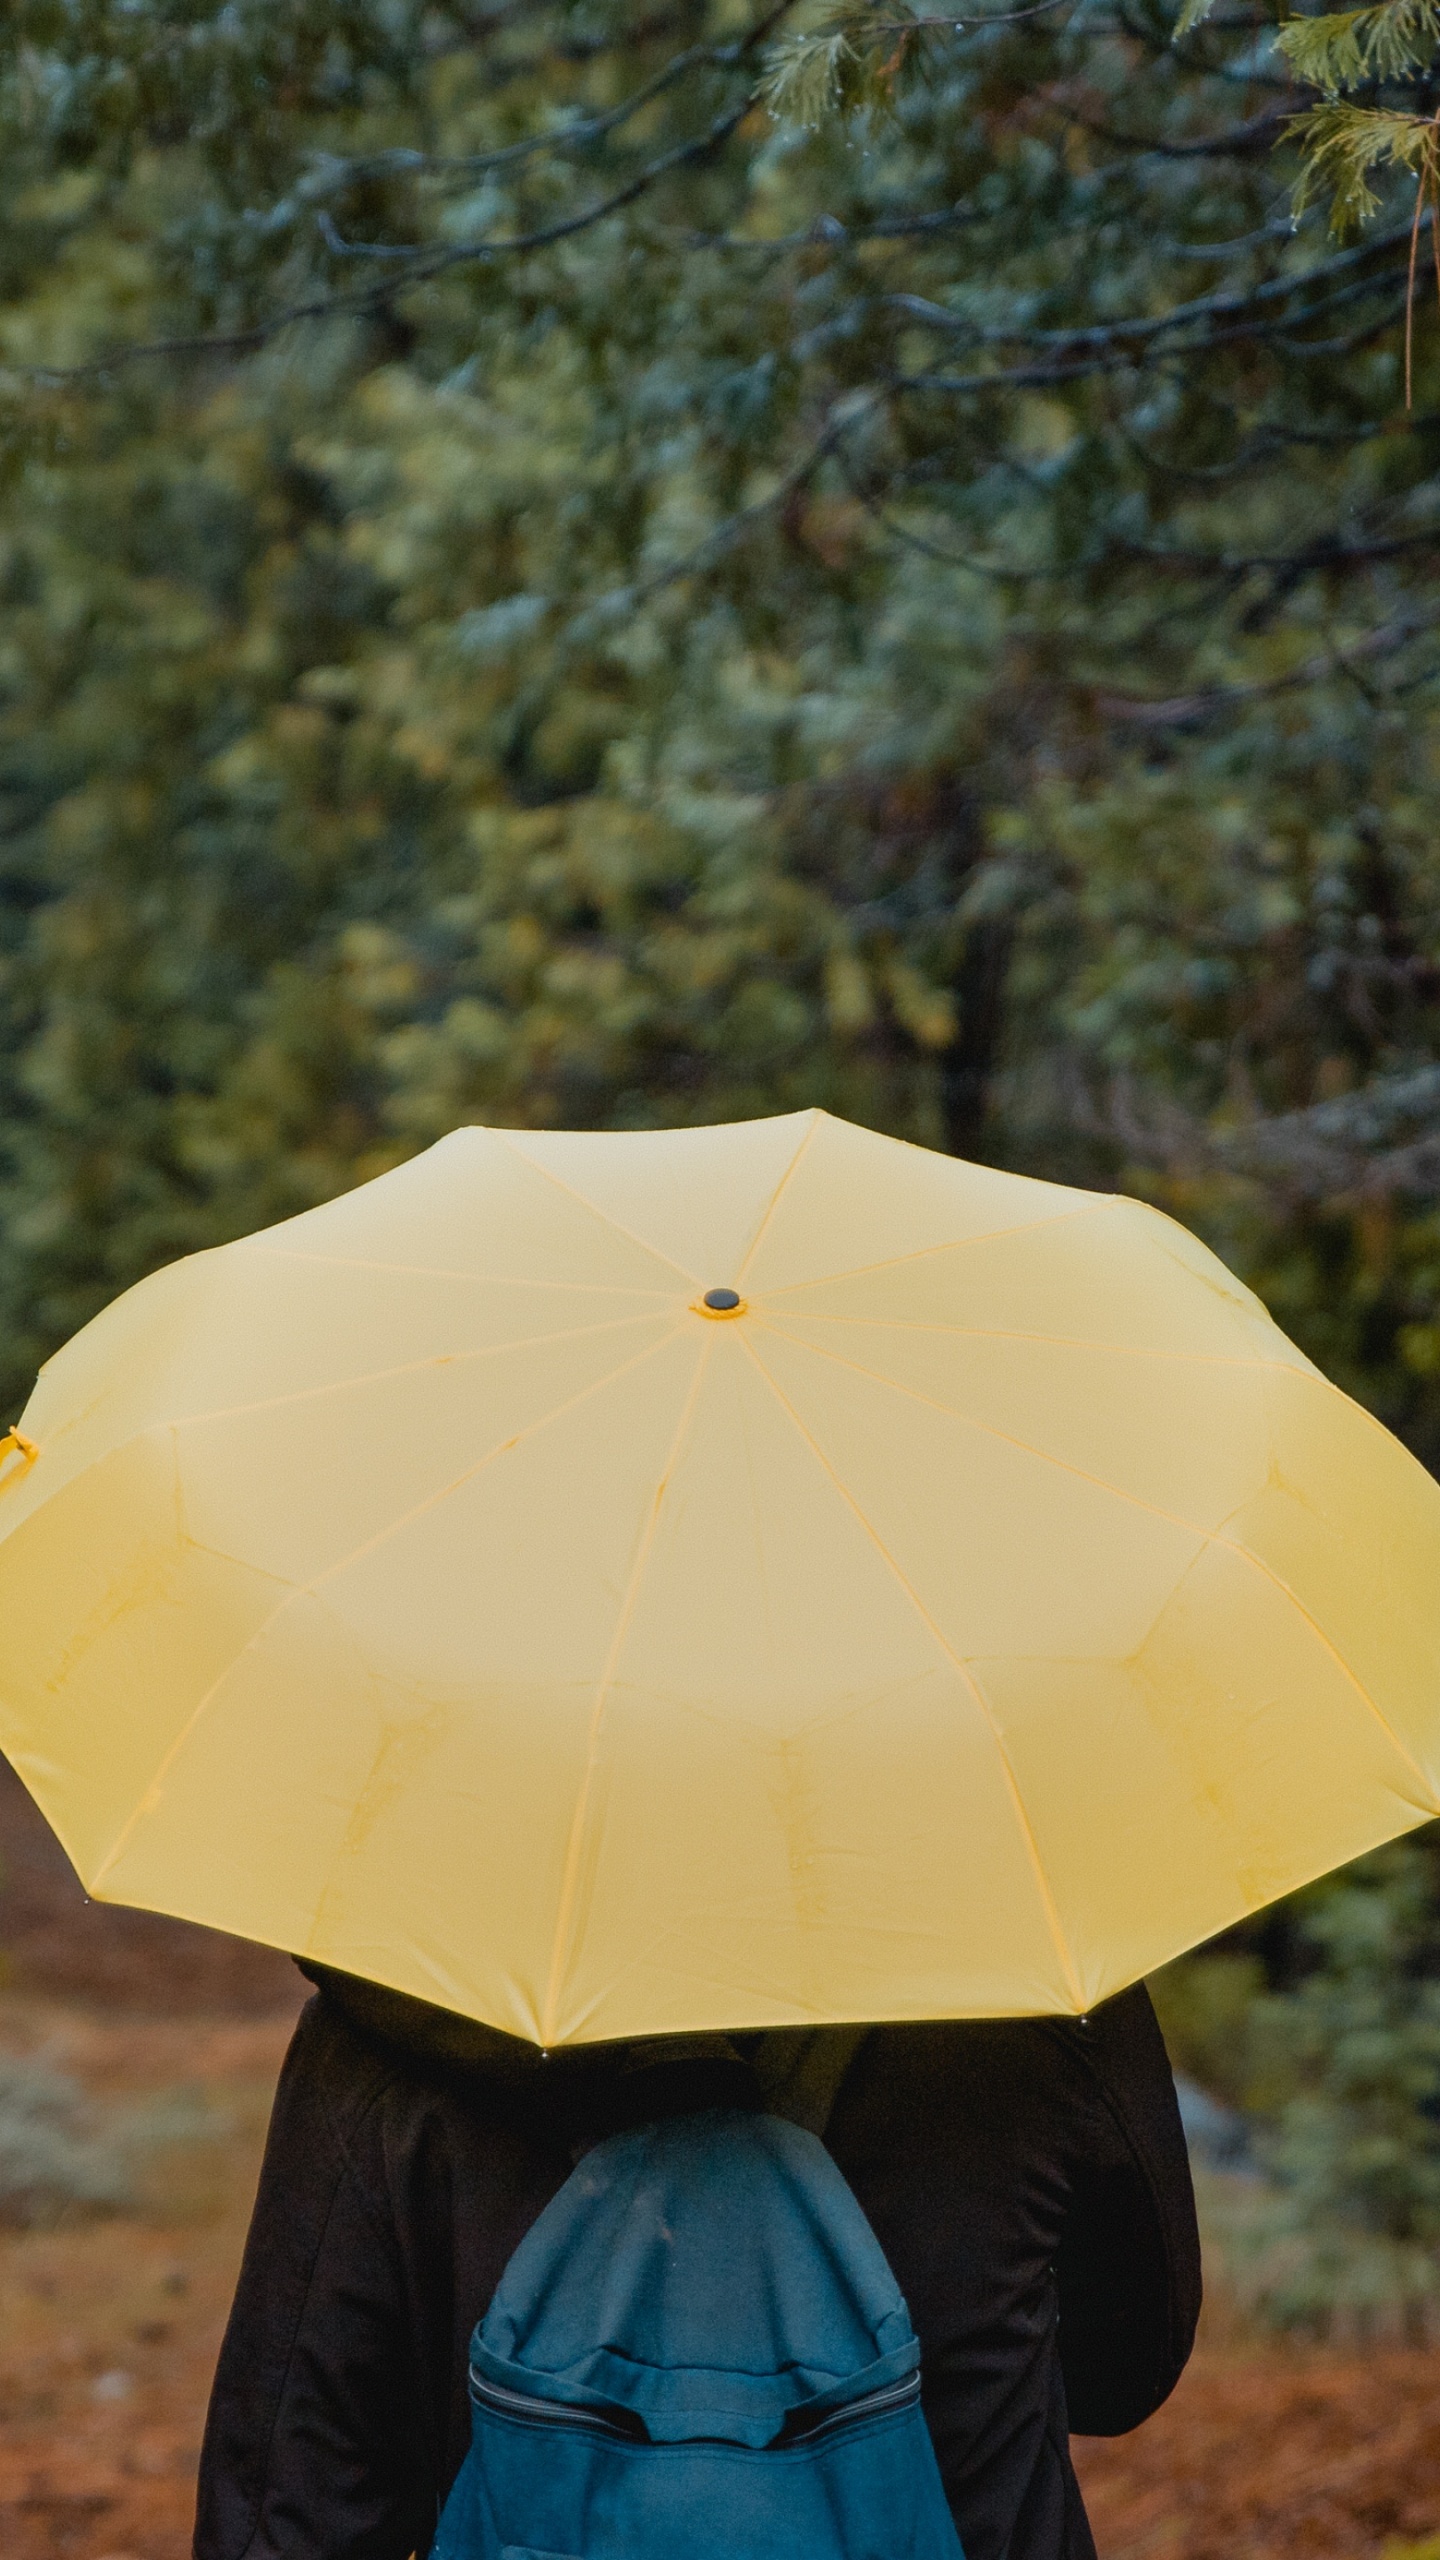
(1289, 100), (1440, 231)
(1277, 0), (1440, 90)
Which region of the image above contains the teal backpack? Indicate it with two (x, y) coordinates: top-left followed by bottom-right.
(430, 2104), (964, 2560)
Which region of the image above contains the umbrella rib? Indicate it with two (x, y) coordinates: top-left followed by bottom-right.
(277, 1324), (692, 1600)
(756, 1326), (1439, 1804)
(246, 1246), (676, 1297)
(733, 1112), (820, 1288)
(757, 1198), (1113, 1298)
(737, 1331), (1088, 2014)
(1197, 1533), (1438, 1803)
(755, 1321), (1225, 1533)
(86, 1327), (691, 1896)
(489, 1130), (703, 1287)
(771, 1315), (1305, 1370)
(539, 1334), (713, 2048)
(160, 1311), (669, 1433)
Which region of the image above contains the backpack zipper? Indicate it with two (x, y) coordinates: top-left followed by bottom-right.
(469, 2365), (921, 2448)
(778, 2370), (921, 2444)
(469, 2369), (647, 2442)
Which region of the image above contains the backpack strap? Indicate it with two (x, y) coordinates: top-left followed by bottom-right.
(750, 2027), (870, 2139)
(566, 2026), (869, 2159)
(568, 2035), (761, 2158)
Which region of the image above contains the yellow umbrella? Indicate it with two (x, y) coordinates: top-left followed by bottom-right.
(0, 1108), (1438, 2045)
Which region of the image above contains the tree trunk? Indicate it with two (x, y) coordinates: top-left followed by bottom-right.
(940, 917), (1014, 1160)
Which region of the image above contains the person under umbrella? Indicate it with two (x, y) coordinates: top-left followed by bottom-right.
(5, 1110), (1436, 2558)
(194, 1964), (1198, 2560)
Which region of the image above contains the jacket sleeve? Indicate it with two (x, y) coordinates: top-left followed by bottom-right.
(1054, 1984), (1202, 2437)
(193, 1997), (433, 2560)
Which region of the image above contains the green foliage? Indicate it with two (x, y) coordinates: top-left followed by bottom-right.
(1157, 1839), (1440, 2333)
(1149, 1952), (1267, 2113)
(1288, 101), (1440, 232)
(1279, 0), (1440, 89)
(1279, 0), (1440, 236)
(761, 1), (934, 124)
(0, 2055), (222, 2227)
(1258, 1847), (1440, 2223)
(0, 2056), (133, 2224)
(0, 0), (1437, 1484)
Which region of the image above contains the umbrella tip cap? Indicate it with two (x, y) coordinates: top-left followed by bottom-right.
(699, 1287), (744, 1317)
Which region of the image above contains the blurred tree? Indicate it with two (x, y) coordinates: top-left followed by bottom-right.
(0, 0), (1437, 1477)
(1230, 1841), (1440, 2334)
(4, 6), (1440, 2291)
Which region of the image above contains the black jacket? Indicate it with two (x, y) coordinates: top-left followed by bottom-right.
(194, 1973), (1199, 2560)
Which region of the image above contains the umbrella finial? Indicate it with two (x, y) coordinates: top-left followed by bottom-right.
(699, 1288), (744, 1317)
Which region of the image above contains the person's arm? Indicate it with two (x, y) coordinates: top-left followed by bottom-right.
(193, 1997), (433, 2560)
(1052, 1984), (1201, 2436)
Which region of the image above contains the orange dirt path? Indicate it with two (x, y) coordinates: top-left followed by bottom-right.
(1075, 2350), (1440, 2560)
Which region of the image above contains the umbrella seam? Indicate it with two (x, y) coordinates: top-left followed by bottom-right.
(85, 1327), (692, 1895)
(489, 1130), (705, 1287)
(733, 1112), (821, 1288)
(146, 1312), (672, 1433)
(539, 1333), (714, 2047)
(754, 1323), (1440, 1811)
(753, 1321), (1261, 1536)
(1198, 1538), (1438, 1804)
(243, 1246), (676, 1297)
(767, 1317), (1303, 1368)
(756, 1198), (1114, 1298)
(735, 1330), (1088, 2014)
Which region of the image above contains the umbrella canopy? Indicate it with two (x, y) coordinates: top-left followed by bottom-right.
(1, 1109), (1438, 2045)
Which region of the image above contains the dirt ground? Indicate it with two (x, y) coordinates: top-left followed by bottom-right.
(3, 1760), (1440, 2560)
(0, 2003), (295, 2560)
(0, 1755), (302, 2559)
